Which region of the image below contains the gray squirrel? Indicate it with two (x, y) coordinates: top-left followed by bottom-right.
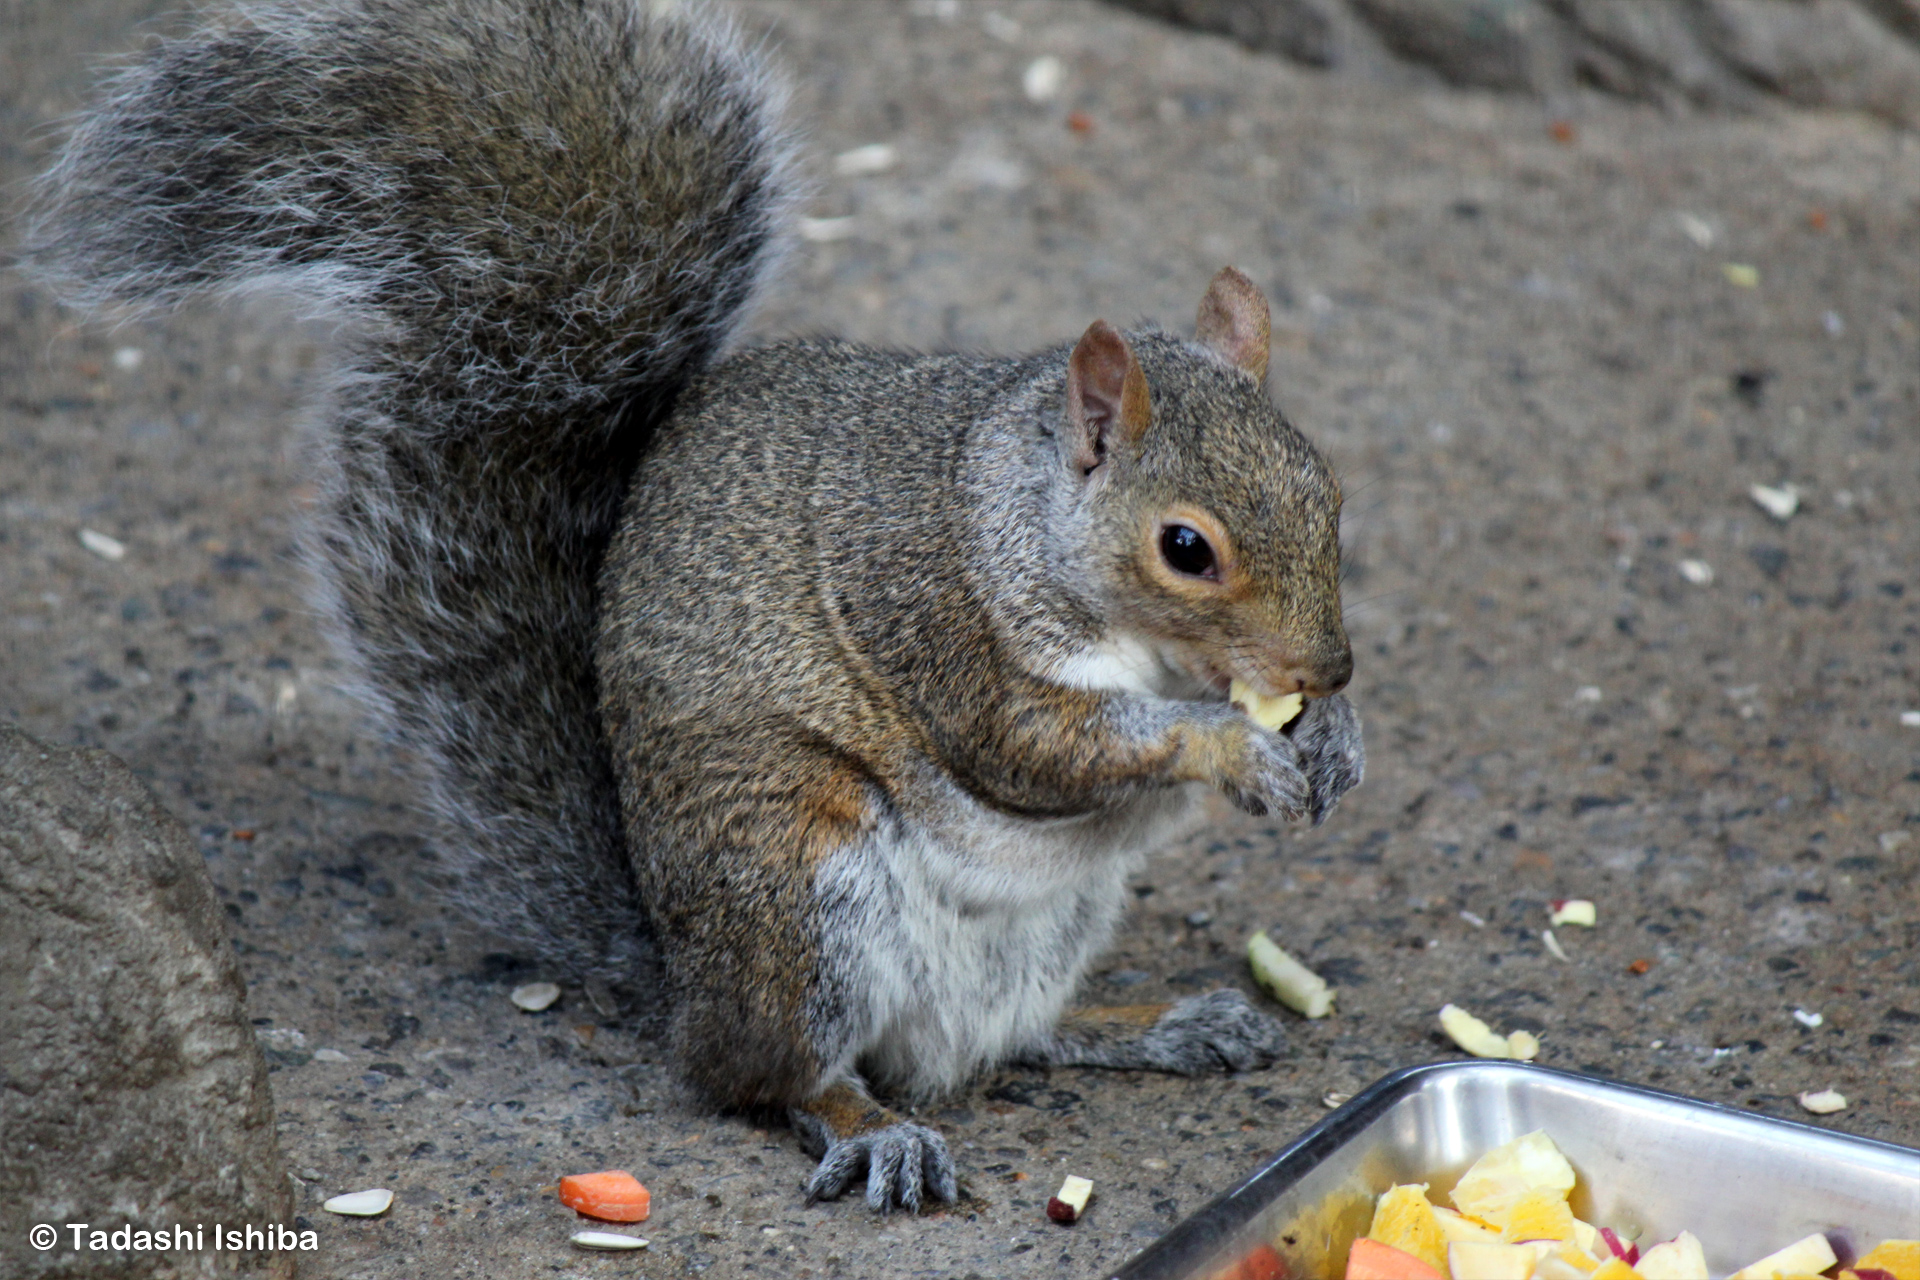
(26, 0), (1363, 1212)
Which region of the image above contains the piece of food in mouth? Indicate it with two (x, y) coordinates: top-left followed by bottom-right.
(1229, 678), (1305, 730)
(1248, 929), (1336, 1018)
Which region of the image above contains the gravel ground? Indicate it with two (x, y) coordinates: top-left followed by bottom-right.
(3, 1), (1917, 1277)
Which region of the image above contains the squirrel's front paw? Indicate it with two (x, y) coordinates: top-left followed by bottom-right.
(793, 1115), (958, 1214)
(1136, 990), (1287, 1073)
(1288, 693), (1364, 824)
(1219, 723), (1310, 820)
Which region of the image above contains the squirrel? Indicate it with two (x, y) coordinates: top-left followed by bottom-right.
(27, 0), (1363, 1212)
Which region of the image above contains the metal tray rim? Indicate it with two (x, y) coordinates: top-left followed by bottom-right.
(1108, 1060), (1920, 1280)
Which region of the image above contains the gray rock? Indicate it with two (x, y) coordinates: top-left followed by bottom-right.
(0, 725), (293, 1279)
(1112, 0), (1920, 124)
(1108, 0), (1337, 66)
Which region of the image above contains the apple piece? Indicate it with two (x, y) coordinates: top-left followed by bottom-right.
(1248, 930), (1335, 1018)
(1548, 899), (1597, 928)
(1450, 1131), (1577, 1227)
(1230, 679), (1304, 731)
(1636, 1232), (1706, 1280)
(1450, 1241), (1554, 1280)
(1729, 1232), (1837, 1280)
(1435, 1206), (1505, 1245)
(1855, 1242), (1920, 1280)
(1046, 1174), (1093, 1223)
(1441, 1004), (1518, 1058)
(1534, 1255), (1595, 1280)
(1367, 1183), (1449, 1276)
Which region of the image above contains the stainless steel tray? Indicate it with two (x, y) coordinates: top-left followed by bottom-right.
(1109, 1061), (1920, 1280)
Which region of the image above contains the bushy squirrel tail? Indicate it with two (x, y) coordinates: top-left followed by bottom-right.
(26, 0), (798, 984)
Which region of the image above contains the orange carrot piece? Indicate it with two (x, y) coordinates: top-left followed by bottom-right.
(557, 1170), (650, 1223)
(1346, 1236), (1445, 1280)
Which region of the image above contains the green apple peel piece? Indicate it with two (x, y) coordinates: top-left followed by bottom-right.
(1247, 930), (1334, 1018)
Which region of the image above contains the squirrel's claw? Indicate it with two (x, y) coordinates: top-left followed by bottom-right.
(799, 1120), (957, 1214)
(1289, 694), (1365, 824)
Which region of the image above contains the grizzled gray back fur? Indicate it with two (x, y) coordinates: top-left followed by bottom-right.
(26, 0), (799, 984)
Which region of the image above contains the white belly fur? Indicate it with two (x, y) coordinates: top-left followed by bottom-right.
(810, 778), (1210, 1100)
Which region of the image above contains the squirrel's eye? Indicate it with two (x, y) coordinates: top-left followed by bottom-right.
(1160, 524), (1218, 580)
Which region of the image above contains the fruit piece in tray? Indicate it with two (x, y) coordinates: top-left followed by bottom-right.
(1349, 1236), (1446, 1280)
(1365, 1183), (1451, 1275)
(1728, 1232), (1837, 1279)
(1846, 1240), (1920, 1280)
(1635, 1231), (1705, 1280)
(1450, 1131), (1577, 1229)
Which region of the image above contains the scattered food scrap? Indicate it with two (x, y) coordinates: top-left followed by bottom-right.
(1022, 55), (1064, 102)
(1797, 1089), (1847, 1115)
(79, 528), (126, 562)
(1627, 958), (1652, 975)
(1792, 1008), (1824, 1029)
(1248, 930), (1334, 1018)
(1438, 1004), (1539, 1061)
(511, 981), (561, 1012)
(1749, 482), (1800, 520)
(832, 142), (897, 177)
(1046, 1174), (1093, 1224)
(559, 1170), (651, 1223)
(1721, 262), (1760, 288)
(570, 1231), (648, 1251)
(322, 1188), (393, 1217)
(1542, 929), (1569, 963)
(1547, 899), (1595, 928)
(1676, 558), (1713, 585)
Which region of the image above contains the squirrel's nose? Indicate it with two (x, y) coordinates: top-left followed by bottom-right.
(1262, 634), (1352, 700)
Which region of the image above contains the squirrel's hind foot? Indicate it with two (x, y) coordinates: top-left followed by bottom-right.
(791, 1084), (958, 1214)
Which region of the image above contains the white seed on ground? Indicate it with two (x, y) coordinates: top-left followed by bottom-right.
(1247, 930), (1334, 1018)
(79, 529), (126, 561)
(1797, 1089), (1847, 1115)
(323, 1188), (393, 1216)
(312, 1048), (349, 1063)
(1677, 558), (1713, 585)
(511, 982), (561, 1012)
(1542, 929), (1570, 963)
(798, 216), (856, 243)
(112, 346), (144, 371)
(1792, 1008), (1824, 1029)
(1023, 55), (1065, 102)
(571, 1231), (648, 1251)
(1749, 483), (1800, 520)
(833, 143), (897, 177)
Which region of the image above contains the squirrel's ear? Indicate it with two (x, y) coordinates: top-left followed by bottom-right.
(1195, 266), (1270, 384)
(1065, 319), (1153, 474)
